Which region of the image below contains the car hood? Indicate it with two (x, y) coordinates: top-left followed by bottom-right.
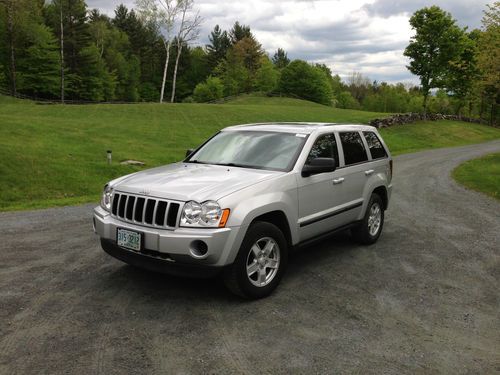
(111, 162), (282, 202)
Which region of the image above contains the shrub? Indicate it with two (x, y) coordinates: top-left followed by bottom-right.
(193, 76), (224, 102)
(278, 60), (333, 105)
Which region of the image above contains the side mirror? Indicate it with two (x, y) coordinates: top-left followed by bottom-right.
(302, 157), (336, 177)
(185, 149), (194, 158)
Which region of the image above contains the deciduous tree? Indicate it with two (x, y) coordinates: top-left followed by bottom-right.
(404, 6), (464, 115)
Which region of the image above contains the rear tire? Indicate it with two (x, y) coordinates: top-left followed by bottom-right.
(224, 221), (288, 299)
(351, 193), (384, 245)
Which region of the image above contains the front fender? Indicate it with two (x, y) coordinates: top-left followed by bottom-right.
(217, 174), (299, 264)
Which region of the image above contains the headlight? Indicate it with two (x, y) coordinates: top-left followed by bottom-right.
(180, 200), (229, 227)
(182, 201), (202, 224)
(100, 184), (113, 211)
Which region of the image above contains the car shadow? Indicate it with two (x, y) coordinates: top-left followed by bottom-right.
(102, 230), (359, 302)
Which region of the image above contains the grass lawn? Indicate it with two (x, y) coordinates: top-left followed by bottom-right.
(1, 94), (499, 211)
(452, 153), (500, 201)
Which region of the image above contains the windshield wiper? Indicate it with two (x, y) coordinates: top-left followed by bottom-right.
(186, 160), (207, 164)
(214, 162), (253, 168)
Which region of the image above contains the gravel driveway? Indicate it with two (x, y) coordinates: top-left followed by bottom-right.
(1, 141), (499, 374)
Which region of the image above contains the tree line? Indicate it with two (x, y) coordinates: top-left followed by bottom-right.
(0, 1), (498, 123)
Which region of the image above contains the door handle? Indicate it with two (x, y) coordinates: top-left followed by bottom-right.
(365, 169), (374, 176)
(332, 178), (345, 185)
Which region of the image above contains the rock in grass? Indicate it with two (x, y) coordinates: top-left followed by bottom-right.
(120, 160), (145, 166)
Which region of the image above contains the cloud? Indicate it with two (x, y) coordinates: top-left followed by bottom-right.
(86, 0), (488, 84)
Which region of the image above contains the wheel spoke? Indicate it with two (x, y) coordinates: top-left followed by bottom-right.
(251, 244), (261, 257)
(247, 261), (259, 276)
(262, 240), (274, 256)
(257, 268), (267, 285)
(266, 259), (278, 269)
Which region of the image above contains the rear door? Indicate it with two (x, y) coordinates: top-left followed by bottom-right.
(362, 130), (390, 179)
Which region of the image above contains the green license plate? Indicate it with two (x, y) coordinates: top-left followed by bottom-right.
(117, 228), (141, 251)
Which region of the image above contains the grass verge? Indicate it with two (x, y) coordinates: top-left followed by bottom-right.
(452, 153), (500, 201)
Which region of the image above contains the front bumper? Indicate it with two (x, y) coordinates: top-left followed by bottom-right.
(93, 206), (246, 272)
(100, 239), (223, 278)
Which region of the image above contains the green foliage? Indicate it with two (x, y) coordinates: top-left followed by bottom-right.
(476, 2), (500, 124)
(229, 21), (252, 44)
(17, 23), (60, 98)
(193, 76), (224, 102)
(279, 60), (333, 105)
(404, 6), (466, 112)
(336, 91), (360, 109)
(206, 25), (231, 69)
(272, 48), (290, 69)
(254, 56), (279, 92)
(77, 45), (116, 101)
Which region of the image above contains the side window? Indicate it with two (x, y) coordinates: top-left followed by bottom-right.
(306, 134), (339, 166)
(339, 132), (368, 166)
(363, 131), (387, 159)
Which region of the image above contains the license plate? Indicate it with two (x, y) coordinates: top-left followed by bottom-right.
(117, 228), (141, 251)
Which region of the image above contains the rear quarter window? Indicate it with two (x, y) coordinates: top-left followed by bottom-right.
(339, 131), (368, 166)
(363, 131), (388, 159)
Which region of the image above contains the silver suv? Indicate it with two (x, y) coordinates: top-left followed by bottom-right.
(93, 123), (392, 298)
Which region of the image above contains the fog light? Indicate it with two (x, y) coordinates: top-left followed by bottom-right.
(189, 240), (208, 258)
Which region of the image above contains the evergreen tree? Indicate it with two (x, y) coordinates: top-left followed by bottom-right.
(18, 23), (60, 98)
(272, 48), (290, 69)
(229, 21), (252, 44)
(206, 25), (230, 69)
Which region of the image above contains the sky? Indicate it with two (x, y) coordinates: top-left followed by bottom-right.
(87, 0), (489, 84)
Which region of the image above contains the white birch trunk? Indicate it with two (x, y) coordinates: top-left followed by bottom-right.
(160, 40), (171, 103)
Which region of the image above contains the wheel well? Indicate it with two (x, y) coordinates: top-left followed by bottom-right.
(373, 186), (388, 210)
(251, 211), (293, 248)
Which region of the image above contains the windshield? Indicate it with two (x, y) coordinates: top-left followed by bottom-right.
(186, 130), (308, 171)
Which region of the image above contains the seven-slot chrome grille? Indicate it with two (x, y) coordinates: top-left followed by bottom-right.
(111, 192), (181, 229)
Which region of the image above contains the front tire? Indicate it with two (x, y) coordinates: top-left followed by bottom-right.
(224, 221), (288, 299)
(351, 193), (384, 245)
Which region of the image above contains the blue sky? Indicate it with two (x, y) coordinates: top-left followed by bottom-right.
(87, 0), (489, 84)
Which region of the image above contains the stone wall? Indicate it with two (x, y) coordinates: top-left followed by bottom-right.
(369, 113), (485, 128)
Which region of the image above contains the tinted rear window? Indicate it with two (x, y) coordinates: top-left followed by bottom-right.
(339, 132), (368, 166)
(363, 131), (387, 159)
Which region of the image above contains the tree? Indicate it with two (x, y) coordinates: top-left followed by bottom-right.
(0, 0), (41, 95)
(278, 60), (333, 105)
(231, 36), (264, 91)
(229, 21), (251, 44)
(255, 55), (278, 92)
(217, 47), (249, 96)
(347, 71), (371, 102)
(45, 0), (91, 100)
(17, 23), (60, 98)
(446, 31), (479, 117)
(170, 0), (201, 103)
(135, 0), (178, 103)
(272, 48), (289, 69)
(404, 6), (465, 115)
(476, 2), (499, 124)
(336, 91), (360, 109)
(193, 76), (223, 102)
(206, 24), (230, 69)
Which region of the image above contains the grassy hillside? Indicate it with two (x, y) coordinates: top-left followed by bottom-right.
(1, 95), (499, 211)
(453, 153), (500, 201)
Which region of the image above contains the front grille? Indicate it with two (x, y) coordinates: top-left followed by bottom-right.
(111, 193), (181, 229)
